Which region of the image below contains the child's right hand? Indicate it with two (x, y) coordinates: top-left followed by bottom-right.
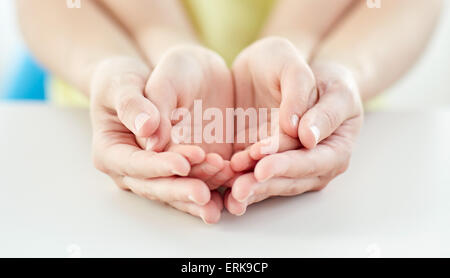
(89, 57), (223, 224)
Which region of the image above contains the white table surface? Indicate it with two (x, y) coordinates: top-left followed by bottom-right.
(0, 103), (449, 258)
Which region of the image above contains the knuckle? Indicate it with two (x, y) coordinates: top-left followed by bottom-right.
(313, 181), (329, 192)
(113, 177), (130, 191)
(116, 95), (136, 119)
(116, 184), (130, 191)
(92, 155), (107, 173)
(308, 86), (319, 107)
(296, 92), (311, 109)
(305, 163), (318, 176)
(143, 192), (158, 201)
(331, 149), (351, 176)
(338, 158), (351, 175)
(322, 108), (340, 130)
(92, 145), (108, 174)
(123, 150), (141, 177)
(286, 185), (305, 196)
(139, 183), (157, 201)
(286, 153), (317, 177)
(299, 158), (318, 176)
(312, 176), (333, 192)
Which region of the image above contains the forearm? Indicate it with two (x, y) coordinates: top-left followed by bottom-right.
(17, 0), (144, 95)
(261, 0), (356, 59)
(311, 0), (443, 101)
(98, 0), (199, 65)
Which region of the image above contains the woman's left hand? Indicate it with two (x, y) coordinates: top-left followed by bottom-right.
(225, 63), (364, 215)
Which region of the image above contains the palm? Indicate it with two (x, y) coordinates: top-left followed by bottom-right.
(231, 55), (301, 164)
(233, 63), (282, 152)
(167, 59), (234, 160)
(135, 47), (234, 161)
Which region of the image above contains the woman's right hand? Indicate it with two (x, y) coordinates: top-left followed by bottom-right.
(89, 57), (223, 224)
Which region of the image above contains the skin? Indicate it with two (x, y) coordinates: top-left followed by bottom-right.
(230, 37), (317, 173)
(229, 0), (356, 174)
(89, 57), (224, 223)
(225, 0), (443, 215)
(135, 45), (235, 189)
(96, 0), (236, 188)
(18, 0), (443, 222)
(226, 63), (363, 215)
(17, 0), (227, 224)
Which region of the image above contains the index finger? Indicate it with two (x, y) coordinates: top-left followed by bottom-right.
(253, 142), (347, 182)
(94, 137), (191, 179)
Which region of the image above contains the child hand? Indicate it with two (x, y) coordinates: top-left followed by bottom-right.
(90, 57), (222, 224)
(225, 63), (364, 216)
(136, 45), (236, 189)
(230, 37), (318, 173)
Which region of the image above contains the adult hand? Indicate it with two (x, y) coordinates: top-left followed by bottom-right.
(90, 57), (222, 224)
(226, 63), (364, 215)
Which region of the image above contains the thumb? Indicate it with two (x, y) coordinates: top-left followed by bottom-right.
(279, 61), (318, 138)
(299, 63), (362, 149)
(298, 90), (358, 149)
(115, 85), (161, 138)
(144, 72), (178, 152)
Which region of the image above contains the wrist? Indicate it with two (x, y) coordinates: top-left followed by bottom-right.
(135, 27), (201, 65)
(311, 54), (376, 101)
(156, 44), (227, 76)
(312, 61), (360, 93)
(259, 33), (316, 61)
(311, 61), (363, 108)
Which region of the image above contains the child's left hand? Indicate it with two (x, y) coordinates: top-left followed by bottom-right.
(225, 63), (364, 215)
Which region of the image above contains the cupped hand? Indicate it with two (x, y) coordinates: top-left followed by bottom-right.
(137, 45), (236, 189)
(225, 62), (364, 215)
(90, 57), (223, 224)
(230, 37), (318, 173)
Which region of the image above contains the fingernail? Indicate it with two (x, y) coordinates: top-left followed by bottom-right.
(310, 125), (320, 145)
(188, 194), (206, 205)
(171, 168), (188, 177)
(237, 189), (254, 203)
(236, 206), (247, 216)
(145, 135), (158, 151)
(200, 214), (212, 225)
(135, 113), (150, 132)
(188, 195), (200, 204)
(290, 114), (299, 128)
